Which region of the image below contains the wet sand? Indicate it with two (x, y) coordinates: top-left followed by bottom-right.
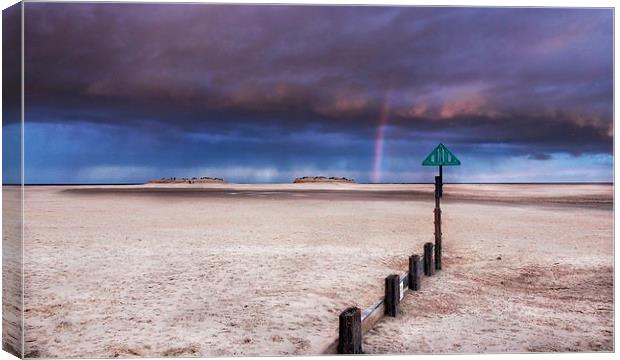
(21, 184), (613, 356)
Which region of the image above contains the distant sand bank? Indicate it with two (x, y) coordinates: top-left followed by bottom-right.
(147, 177), (225, 184)
(293, 176), (355, 184)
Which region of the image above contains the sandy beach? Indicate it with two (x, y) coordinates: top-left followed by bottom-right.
(20, 183), (613, 357)
(3, 186), (23, 357)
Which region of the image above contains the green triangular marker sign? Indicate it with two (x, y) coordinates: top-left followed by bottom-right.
(422, 143), (461, 166)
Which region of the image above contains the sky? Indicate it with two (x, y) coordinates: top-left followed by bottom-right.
(2, 3), (614, 184)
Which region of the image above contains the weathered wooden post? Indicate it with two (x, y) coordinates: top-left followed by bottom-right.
(338, 307), (363, 354)
(424, 242), (434, 276)
(384, 274), (400, 317)
(409, 254), (421, 291)
(434, 175), (443, 270)
(422, 143), (461, 271)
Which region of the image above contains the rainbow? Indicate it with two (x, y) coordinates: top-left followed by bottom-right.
(371, 95), (391, 183)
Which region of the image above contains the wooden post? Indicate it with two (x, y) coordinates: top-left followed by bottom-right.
(434, 175), (443, 200)
(384, 274), (400, 317)
(434, 207), (442, 271)
(409, 255), (421, 291)
(434, 174), (443, 271)
(434, 207), (441, 239)
(424, 242), (434, 276)
(338, 307), (362, 354)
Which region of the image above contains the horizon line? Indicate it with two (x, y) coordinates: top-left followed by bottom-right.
(4, 181), (614, 186)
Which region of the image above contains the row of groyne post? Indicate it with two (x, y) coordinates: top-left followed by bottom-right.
(327, 175), (444, 354)
(334, 241), (440, 354)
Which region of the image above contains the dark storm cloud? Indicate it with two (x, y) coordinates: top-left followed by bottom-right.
(22, 4), (613, 160)
(2, 3), (21, 122)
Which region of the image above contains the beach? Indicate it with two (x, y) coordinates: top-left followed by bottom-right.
(20, 183), (613, 356)
(2, 186), (23, 357)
